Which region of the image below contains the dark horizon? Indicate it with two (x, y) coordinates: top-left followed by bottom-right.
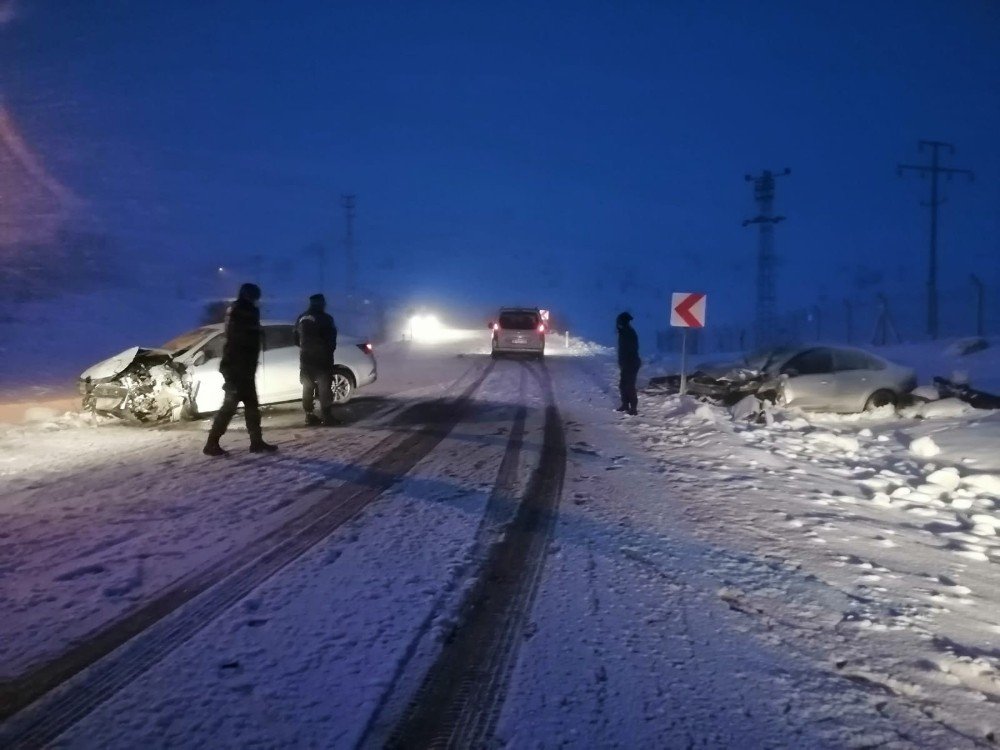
(1, 0), (998, 342)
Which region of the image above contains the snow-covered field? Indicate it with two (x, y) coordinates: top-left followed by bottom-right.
(1, 331), (998, 747)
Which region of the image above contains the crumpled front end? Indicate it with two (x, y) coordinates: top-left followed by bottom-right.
(80, 352), (195, 422)
(648, 366), (770, 405)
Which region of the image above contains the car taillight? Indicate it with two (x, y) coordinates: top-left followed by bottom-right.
(357, 342), (374, 354)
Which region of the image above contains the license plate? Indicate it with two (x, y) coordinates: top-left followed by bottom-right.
(513, 337), (527, 344)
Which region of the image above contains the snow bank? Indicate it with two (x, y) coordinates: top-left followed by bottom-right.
(909, 435), (941, 458)
(900, 398), (974, 420)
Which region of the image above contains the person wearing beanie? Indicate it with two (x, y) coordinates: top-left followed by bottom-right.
(294, 292), (339, 426)
(616, 311), (641, 416)
(203, 282), (278, 456)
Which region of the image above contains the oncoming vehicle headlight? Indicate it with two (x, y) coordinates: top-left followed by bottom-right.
(408, 314), (444, 342)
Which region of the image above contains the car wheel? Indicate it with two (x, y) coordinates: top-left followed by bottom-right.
(332, 368), (355, 404)
(864, 389), (896, 411)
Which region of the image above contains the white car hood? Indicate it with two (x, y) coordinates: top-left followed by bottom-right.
(80, 346), (171, 382)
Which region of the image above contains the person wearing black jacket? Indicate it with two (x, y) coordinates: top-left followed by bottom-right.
(295, 293), (338, 426)
(203, 283), (278, 456)
(616, 311), (641, 416)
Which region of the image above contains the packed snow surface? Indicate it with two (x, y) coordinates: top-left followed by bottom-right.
(0, 331), (998, 747)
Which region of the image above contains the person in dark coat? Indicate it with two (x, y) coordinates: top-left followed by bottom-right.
(616, 311), (640, 415)
(295, 293), (338, 426)
(203, 283), (278, 456)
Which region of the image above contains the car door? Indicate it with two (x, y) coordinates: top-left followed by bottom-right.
(779, 348), (838, 409)
(259, 325), (300, 404)
(831, 348), (878, 411)
(187, 334), (227, 414)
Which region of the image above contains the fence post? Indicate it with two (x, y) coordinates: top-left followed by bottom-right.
(971, 274), (985, 337)
(872, 293), (901, 346)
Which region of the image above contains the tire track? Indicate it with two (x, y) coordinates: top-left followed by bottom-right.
(386, 362), (566, 749)
(358, 365), (530, 747)
(0, 360), (496, 749)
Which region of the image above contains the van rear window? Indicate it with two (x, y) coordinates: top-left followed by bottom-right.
(499, 312), (539, 330)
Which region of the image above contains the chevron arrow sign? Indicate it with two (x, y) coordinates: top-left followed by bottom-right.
(670, 292), (707, 328)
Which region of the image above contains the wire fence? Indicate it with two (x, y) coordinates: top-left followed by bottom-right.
(657, 278), (999, 355)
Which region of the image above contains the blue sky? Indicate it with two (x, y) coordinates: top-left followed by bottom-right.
(2, 0), (998, 338)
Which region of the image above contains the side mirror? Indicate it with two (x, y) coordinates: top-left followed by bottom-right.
(191, 351), (207, 367)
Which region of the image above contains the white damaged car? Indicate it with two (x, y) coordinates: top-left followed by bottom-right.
(79, 321), (377, 422)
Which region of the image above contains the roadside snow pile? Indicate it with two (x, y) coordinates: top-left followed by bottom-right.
(965, 473), (1000, 497)
(883, 336), (1000, 395)
(901, 398), (974, 420)
(642, 388), (1000, 548)
(909, 435), (942, 458)
(626, 374), (1000, 742)
(560, 336), (613, 357)
(911, 385), (940, 401)
(804, 431), (860, 454)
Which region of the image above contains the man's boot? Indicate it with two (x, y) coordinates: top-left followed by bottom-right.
(305, 413), (322, 426)
(203, 435), (228, 457)
(321, 407), (341, 427)
(615, 404), (628, 413)
(249, 438), (279, 454)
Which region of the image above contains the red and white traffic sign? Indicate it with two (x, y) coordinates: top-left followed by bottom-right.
(670, 292), (707, 328)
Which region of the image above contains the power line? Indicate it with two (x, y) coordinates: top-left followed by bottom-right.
(742, 168), (790, 348)
(897, 140), (974, 340)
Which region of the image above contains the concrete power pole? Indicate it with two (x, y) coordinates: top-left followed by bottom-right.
(341, 194), (357, 299)
(743, 168), (790, 348)
(897, 140), (974, 340)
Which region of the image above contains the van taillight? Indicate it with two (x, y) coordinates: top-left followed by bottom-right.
(537, 324), (545, 333)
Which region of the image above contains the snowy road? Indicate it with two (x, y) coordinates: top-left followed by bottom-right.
(1, 335), (999, 748)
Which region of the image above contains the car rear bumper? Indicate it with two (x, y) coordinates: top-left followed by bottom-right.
(493, 334), (545, 353)
(355, 361), (377, 388)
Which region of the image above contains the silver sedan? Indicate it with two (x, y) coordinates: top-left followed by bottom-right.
(759, 345), (916, 412)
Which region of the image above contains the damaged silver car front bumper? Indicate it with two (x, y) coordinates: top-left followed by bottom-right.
(80, 356), (194, 423)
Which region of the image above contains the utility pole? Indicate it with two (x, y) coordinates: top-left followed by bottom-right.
(743, 168), (790, 348)
(897, 140), (974, 340)
(341, 194), (357, 299)
(971, 274), (985, 337)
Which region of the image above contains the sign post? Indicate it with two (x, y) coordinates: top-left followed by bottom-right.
(670, 292), (707, 396)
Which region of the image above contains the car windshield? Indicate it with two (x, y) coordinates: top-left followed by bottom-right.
(744, 346), (797, 372)
(161, 328), (214, 353)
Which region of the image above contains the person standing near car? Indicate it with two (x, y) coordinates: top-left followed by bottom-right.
(616, 311), (640, 416)
(295, 293), (339, 426)
(203, 283), (278, 456)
